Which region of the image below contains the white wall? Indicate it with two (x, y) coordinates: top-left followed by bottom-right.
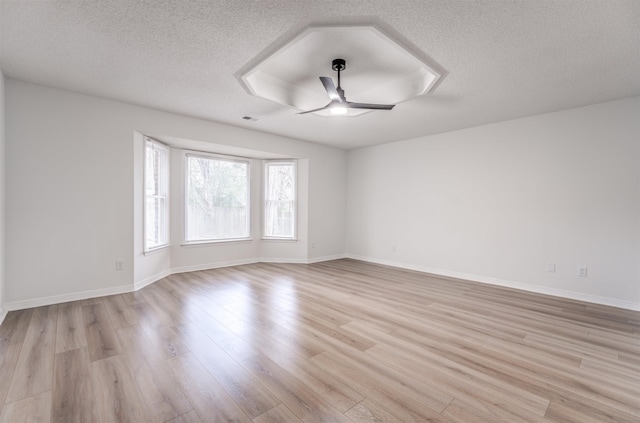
(4, 77), (637, 311)
(0, 72), (5, 324)
(5, 79), (347, 307)
(347, 97), (640, 309)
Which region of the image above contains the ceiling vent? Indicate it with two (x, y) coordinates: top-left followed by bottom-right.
(237, 23), (445, 117)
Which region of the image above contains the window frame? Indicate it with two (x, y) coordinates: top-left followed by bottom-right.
(143, 138), (170, 253)
(263, 159), (297, 241)
(183, 151), (252, 245)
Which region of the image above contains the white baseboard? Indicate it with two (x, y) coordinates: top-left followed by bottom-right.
(259, 257), (308, 264)
(4, 284), (135, 312)
(171, 258), (259, 275)
(259, 254), (346, 264)
(306, 253), (348, 264)
(347, 254), (640, 311)
(134, 269), (172, 291)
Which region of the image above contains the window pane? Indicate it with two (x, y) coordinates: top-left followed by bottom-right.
(264, 162), (295, 238)
(144, 140), (169, 251)
(186, 155), (249, 241)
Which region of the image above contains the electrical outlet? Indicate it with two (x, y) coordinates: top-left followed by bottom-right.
(115, 260), (124, 271)
(546, 262), (556, 273)
(577, 265), (587, 277)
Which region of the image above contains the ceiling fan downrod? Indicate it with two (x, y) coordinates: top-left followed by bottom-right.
(332, 58), (346, 93)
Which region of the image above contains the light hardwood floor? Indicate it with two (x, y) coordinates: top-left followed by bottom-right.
(0, 259), (638, 422)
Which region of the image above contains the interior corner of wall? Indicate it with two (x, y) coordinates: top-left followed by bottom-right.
(0, 306), (6, 328)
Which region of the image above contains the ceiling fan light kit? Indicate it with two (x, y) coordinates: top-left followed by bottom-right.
(330, 106), (348, 115)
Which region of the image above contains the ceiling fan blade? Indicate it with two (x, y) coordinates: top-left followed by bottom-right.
(297, 103), (332, 115)
(348, 102), (395, 110)
(320, 77), (342, 101)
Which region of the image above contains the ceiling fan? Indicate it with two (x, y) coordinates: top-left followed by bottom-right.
(298, 58), (396, 115)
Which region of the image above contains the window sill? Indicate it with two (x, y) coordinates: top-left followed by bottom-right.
(143, 245), (170, 256)
(181, 238), (253, 247)
(261, 237), (298, 242)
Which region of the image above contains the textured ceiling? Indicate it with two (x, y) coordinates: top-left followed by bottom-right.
(1, 0), (638, 150)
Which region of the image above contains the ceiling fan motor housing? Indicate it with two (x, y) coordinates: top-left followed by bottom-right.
(332, 58), (346, 72)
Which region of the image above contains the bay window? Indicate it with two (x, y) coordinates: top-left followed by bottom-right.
(144, 138), (170, 251)
(185, 154), (250, 242)
(264, 160), (296, 239)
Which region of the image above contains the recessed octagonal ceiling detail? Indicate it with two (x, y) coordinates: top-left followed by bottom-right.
(237, 24), (444, 117)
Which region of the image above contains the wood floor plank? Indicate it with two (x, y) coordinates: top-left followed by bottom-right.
(0, 391), (51, 423)
(165, 352), (252, 423)
(619, 350), (640, 366)
(432, 334), (637, 418)
(253, 404), (302, 423)
(182, 303), (259, 361)
(392, 324), (639, 418)
(182, 281), (359, 412)
(54, 302), (87, 353)
(101, 294), (137, 329)
(139, 287), (187, 327)
(51, 347), (97, 423)
(344, 399), (406, 423)
(240, 354), (353, 423)
(119, 291), (147, 306)
(0, 309), (34, 350)
(115, 324), (192, 422)
(0, 259), (638, 422)
(0, 344), (22, 410)
(23, 305), (58, 347)
(174, 323), (280, 419)
(442, 398), (519, 423)
(297, 315), (377, 352)
(6, 345), (55, 404)
(167, 410), (203, 423)
(281, 361), (361, 413)
(253, 337), (362, 413)
(365, 343), (550, 422)
(544, 397), (638, 423)
(115, 325), (167, 372)
(209, 301), (325, 359)
(523, 332), (620, 360)
(462, 338), (639, 416)
(311, 350), (451, 422)
(91, 354), (150, 423)
(346, 319), (552, 419)
(580, 357), (640, 386)
(82, 302), (123, 362)
(140, 323), (190, 360)
(6, 305), (57, 402)
(481, 336), (582, 373)
(133, 360), (193, 423)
